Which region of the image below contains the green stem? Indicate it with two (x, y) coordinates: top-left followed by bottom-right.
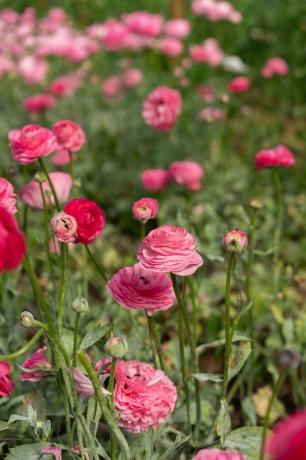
(259, 372), (286, 460)
(108, 357), (117, 460)
(57, 243), (68, 338)
(140, 222), (146, 240)
(38, 158), (60, 210)
(222, 253), (236, 401)
(146, 312), (165, 371)
(22, 205), (28, 234)
(145, 312), (158, 368)
(39, 181), (56, 285)
(78, 351), (131, 460)
(72, 313), (81, 367)
(85, 245), (107, 283)
(272, 170), (283, 295)
(0, 329), (44, 361)
(188, 277), (199, 340)
(69, 151), (76, 184)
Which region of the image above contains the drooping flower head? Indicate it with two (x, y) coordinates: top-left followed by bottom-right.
(64, 198), (106, 244)
(192, 448), (245, 459)
(0, 177), (17, 214)
(107, 263), (176, 315)
(8, 124), (57, 165)
(255, 145), (295, 170)
(0, 361), (14, 397)
(52, 120), (85, 153)
(141, 169), (171, 192)
(51, 212), (78, 243)
(20, 346), (52, 382)
(0, 207), (26, 272)
(137, 225), (203, 276)
(142, 86), (182, 132)
(132, 197), (159, 223)
(169, 160), (204, 191)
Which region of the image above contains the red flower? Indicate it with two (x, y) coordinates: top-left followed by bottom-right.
(20, 346), (52, 382)
(23, 94), (55, 113)
(0, 361), (14, 397)
(64, 198), (106, 244)
(255, 145), (295, 170)
(0, 207), (26, 272)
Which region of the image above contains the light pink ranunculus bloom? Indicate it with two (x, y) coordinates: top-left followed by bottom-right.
(169, 160), (204, 191)
(261, 57), (289, 78)
(20, 346), (52, 382)
(142, 86), (182, 132)
(190, 38), (224, 66)
(198, 107), (226, 123)
(141, 169), (171, 192)
(8, 124), (57, 165)
(114, 360), (177, 432)
(255, 145), (295, 170)
(228, 76), (251, 93)
(50, 212), (77, 243)
(0, 56), (15, 78)
(41, 446), (62, 460)
(123, 11), (164, 37)
(20, 172), (73, 210)
(192, 448), (245, 459)
(0, 177), (17, 214)
(101, 18), (129, 51)
(102, 75), (123, 98)
(132, 197), (159, 223)
(52, 120), (85, 154)
(224, 228), (248, 253)
(50, 151), (71, 166)
(158, 37), (184, 58)
(23, 94), (55, 113)
(107, 263), (175, 315)
(18, 56), (48, 84)
(164, 18), (191, 39)
(73, 368), (95, 398)
(137, 225), (203, 276)
(121, 68), (143, 88)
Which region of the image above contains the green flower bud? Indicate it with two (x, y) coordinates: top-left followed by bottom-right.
(105, 336), (128, 359)
(21, 311), (34, 328)
(72, 297), (89, 314)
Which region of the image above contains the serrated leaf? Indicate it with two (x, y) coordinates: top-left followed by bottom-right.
(80, 325), (111, 350)
(224, 427), (263, 460)
(192, 373), (223, 382)
(159, 434), (191, 460)
(229, 340), (252, 381)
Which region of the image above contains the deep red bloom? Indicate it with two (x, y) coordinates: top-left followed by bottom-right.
(0, 361), (14, 397)
(64, 198), (106, 244)
(0, 207), (26, 272)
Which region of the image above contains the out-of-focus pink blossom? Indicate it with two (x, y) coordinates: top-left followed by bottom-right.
(158, 37), (184, 57)
(123, 11), (164, 37)
(102, 75), (123, 98)
(0, 177), (17, 214)
(169, 160), (204, 191)
(121, 68), (143, 88)
(53, 120), (85, 154)
(192, 448), (245, 459)
(261, 57), (289, 78)
(50, 151), (71, 165)
(143, 86), (182, 131)
(0, 361), (14, 397)
(23, 94), (55, 113)
(190, 39), (224, 66)
(18, 56), (48, 84)
(141, 169), (171, 192)
(164, 18), (191, 39)
(197, 85), (215, 102)
(20, 346), (52, 382)
(228, 76), (251, 93)
(48, 73), (80, 98)
(198, 107), (226, 122)
(0, 56), (15, 78)
(192, 0), (242, 23)
(101, 18), (129, 51)
(255, 145), (296, 170)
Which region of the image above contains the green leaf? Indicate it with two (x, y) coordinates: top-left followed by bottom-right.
(145, 427), (154, 460)
(80, 324), (111, 350)
(196, 335), (251, 355)
(159, 434), (191, 460)
(7, 443), (49, 460)
(192, 373), (223, 383)
(224, 427), (263, 460)
(0, 421), (8, 432)
(229, 340), (252, 381)
(215, 399), (231, 448)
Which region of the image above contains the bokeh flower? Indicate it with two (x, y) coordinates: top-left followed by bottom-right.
(255, 145), (295, 170)
(141, 169), (171, 192)
(0, 361), (14, 397)
(169, 160), (204, 191)
(0, 177), (17, 214)
(142, 86), (182, 131)
(0, 207), (26, 272)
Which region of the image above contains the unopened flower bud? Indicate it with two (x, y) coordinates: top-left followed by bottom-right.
(21, 311), (34, 328)
(249, 199), (263, 210)
(105, 336), (128, 359)
(72, 297), (89, 314)
(274, 348), (302, 371)
(132, 197), (159, 224)
(34, 172), (47, 183)
(51, 212), (77, 243)
(224, 228), (248, 253)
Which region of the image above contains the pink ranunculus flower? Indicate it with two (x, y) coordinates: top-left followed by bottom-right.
(255, 145), (295, 170)
(169, 160), (204, 191)
(8, 124), (57, 165)
(50, 212), (77, 243)
(0, 361), (14, 397)
(132, 197), (159, 223)
(107, 263), (175, 315)
(137, 225), (203, 276)
(265, 410), (306, 460)
(18, 56), (49, 85)
(20, 346), (52, 382)
(73, 368), (95, 398)
(121, 68), (143, 88)
(101, 18), (129, 51)
(41, 447), (62, 460)
(123, 11), (164, 37)
(198, 107), (226, 123)
(192, 448), (245, 459)
(102, 75), (123, 98)
(0, 177), (17, 214)
(141, 169), (171, 192)
(158, 38), (184, 58)
(23, 94), (55, 114)
(190, 38), (224, 66)
(52, 120), (85, 154)
(261, 57), (289, 78)
(164, 18), (191, 39)
(50, 151), (71, 165)
(228, 76), (251, 93)
(224, 228), (248, 253)
(19, 172), (73, 210)
(48, 73), (80, 97)
(142, 86), (182, 132)
(114, 360), (177, 432)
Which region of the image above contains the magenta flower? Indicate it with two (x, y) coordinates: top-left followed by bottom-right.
(52, 120), (85, 154)
(121, 68), (143, 88)
(132, 197), (159, 223)
(169, 160), (204, 191)
(228, 76), (251, 93)
(261, 57), (289, 78)
(255, 145), (295, 170)
(137, 225), (203, 276)
(0, 361), (14, 397)
(0, 177), (17, 214)
(189, 38), (224, 66)
(50, 212), (78, 243)
(20, 346), (52, 382)
(141, 169), (171, 192)
(164, 18), (191, 39)
(192, 448), (245, 459)
(107, 263), (176, 315)
(23, 94), (55, 114)
(41, 447), (62, 460)
(102, 75), (123, 98)
(142, 86), (182, 132)
(123, 11), (164, 37)
(158, 38), (184, 58)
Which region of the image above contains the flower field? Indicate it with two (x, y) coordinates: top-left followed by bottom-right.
(0, 1), (305, 459)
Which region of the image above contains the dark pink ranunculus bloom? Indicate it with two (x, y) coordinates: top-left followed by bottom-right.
(189, 38), (224, 66)
(64, 198), (106, 244)
(261, 57), (289, 78)
(121, 68), (143, 88)
(48, 73), (80, 97)
(123, 11), (163, 37)
(20, 346), (52, 382)
(0, 207), (26, 272)
(141, 169), (171, 192)
(228, 76), (251, 93)
(8, 124), (57, 165)
(158, 37), (184, 57)
(192, 448), (245, 459)
(52, 120), (85, 153)
(50, 212), (78, 243)
(265, 410), (306, 460)
(0, 177), (17, 214)
(107, 263), (175, 315)
(23, 94), (55, 113)
(164, 18), (191, 39)
(132, 197), (159, 223)
(20, 172), (73, 210)
(137, 225), (203, 276)
(255, 145), (295, 170)
(169, 160), (204, 191)
(142, 86), (182, 131)
(114, 360), (177, 432)
(0, 361), (14, 397)
(101, 18), (130, 51)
